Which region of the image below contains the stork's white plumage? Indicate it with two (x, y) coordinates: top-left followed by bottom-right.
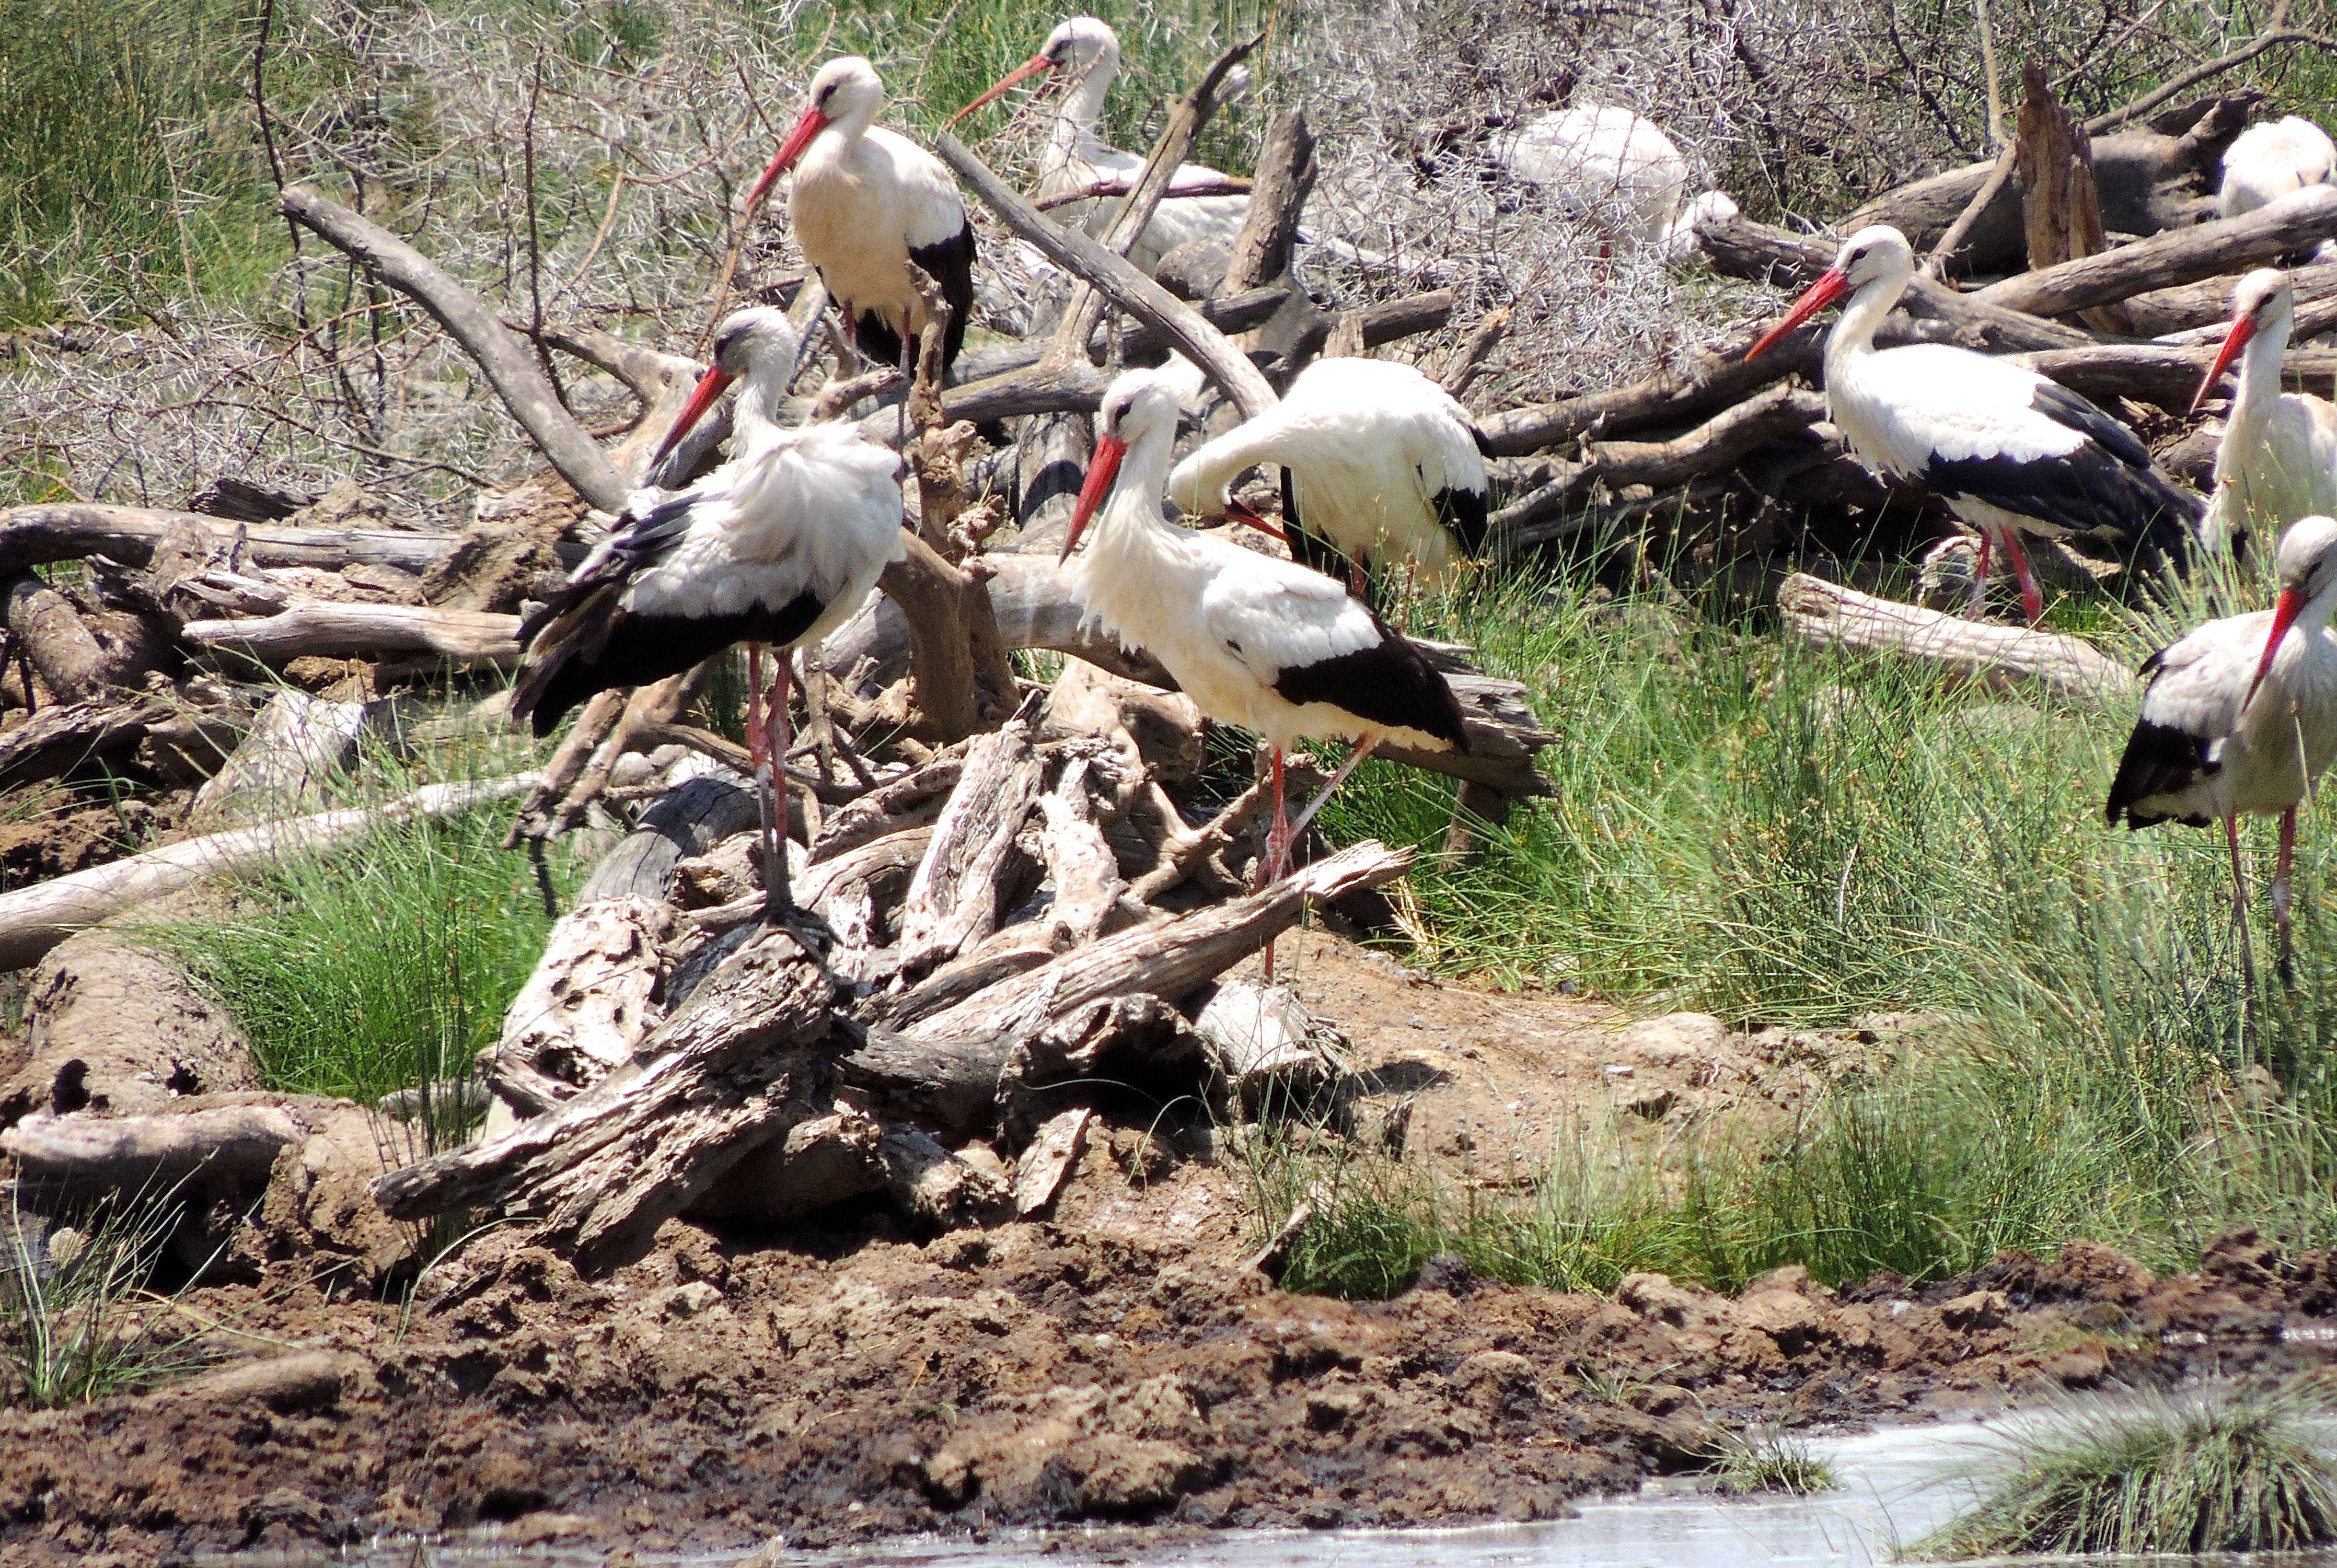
(1064, 367), (1468, 903)
(513, 308), (906, 914)
(1496, 105), (1734, 260)
(2218, 115), (2337, 223)
(1746, 224), (2203, 624)
(2107, 515), (2337, 984)
(1166, 357), (1493, 593)
(2193, 268), (2337, 551)
(747, 57), (977, 372)
(954, 17), (1249, 273)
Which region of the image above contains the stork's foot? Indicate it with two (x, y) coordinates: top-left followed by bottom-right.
(759, 892), (832, 953)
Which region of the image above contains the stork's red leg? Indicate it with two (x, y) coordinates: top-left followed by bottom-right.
(2227, 812), (2258, 993)
(1997, 527), (2045, 626)
(1285, 737), (1379, 849)
(746, 644), (767, 768)
(2274, 805), (2299, 988)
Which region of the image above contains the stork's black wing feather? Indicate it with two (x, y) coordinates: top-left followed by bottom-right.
(1271, 614), (1471, 753)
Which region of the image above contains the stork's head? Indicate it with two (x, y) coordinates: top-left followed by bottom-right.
(2193, 268), (2295, 413)
(1061, 369), (1182, 563)
(953, 17), (1119, 124)
(649, 307), (803, 471)
(1743, 225), (1913, 361)
(2249, 513), (2337, 706)
(746, 57), (885, 212)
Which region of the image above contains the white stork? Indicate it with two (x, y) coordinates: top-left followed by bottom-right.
(1063, 367), (1469, 920)
(746, 56), (977, 374)
(2107, 514), (2337, 986)
(1165, 356), (1494, 597)
(513, 307), (907, 915)
(1496, 105), (1736, 261)
(2192, 268), (2337, 551)
(2218, 116), (2336, 223)
(1746, 224), (2203, 624)
(952, 17), (1251, 274)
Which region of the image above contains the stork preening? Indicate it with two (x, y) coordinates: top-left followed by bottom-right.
(2192, 268), (2337, 551)
(746, 56), (977, 375)
(512, 307), (907, 917)
(1495, 106), (1737, 262)
(2218, 115), (2336, 224)
(1063, 368), (1468, 963)
(952, 17), (1252, 274)
(1166, 356), (1493, 598)
(2107, 515), (2337, 987)
(1746, 224), (2203, 624)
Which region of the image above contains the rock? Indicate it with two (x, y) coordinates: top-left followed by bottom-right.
(1938, 1289), (2009, 1331)
(1049, 1435), (1208, 1515)
(156, 1350), (355, 1413)
(1617, 1271), (1702, 1325)
(1618, 1012), (1733, 1066)
(1452, 1350), (1540, 1408)
(1734, 1289), (1824, 1353)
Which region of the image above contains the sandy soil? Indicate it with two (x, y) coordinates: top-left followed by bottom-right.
(0, 932), (2327, 1566)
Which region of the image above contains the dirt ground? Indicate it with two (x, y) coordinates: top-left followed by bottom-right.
(1, 932), (2329, 1566)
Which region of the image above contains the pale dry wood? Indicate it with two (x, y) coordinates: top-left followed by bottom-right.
(505, 687), (626, 847)
(897, 710), (1046, 973)
(689, 1107), (887, 1225)
(810, 754), (964, 861)
(1777, 572), (2138, 705)
(2014, 62), (2128, 335)
(579, 773), (761, 902)
(372, 924), (839, 1274)
(182, 601), (522, 664)
(880, 1122), (1013, 1227)
(547, 666), (707, 837)
(1191, 979), (1344, 1113)
(1925, 142), (2020, 278)
(281, 185), (632, 514)
(186, 690), (372, 829)
(1034, 751), (1129, 949)
(1012, 1107), (1093, 1216)
(2, 1104), (304, 1198)
(0, 504), (456, 580)
(2009, 342), (2337, 409)
(2130, 261), (2337, 340)
(1976, 185), (2337, 318)
(0, 774), (536, 972)
(1224, 109), (1319, 296)
(5, 575), (117, 703)
(483, 895), (682, 1124)
(1442, 306), (1510, 398)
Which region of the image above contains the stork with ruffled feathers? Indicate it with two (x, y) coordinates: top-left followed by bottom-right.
(2192, 268), (2337, 551)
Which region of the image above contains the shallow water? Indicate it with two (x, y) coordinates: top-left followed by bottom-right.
(283, 1416), (2067, 1567)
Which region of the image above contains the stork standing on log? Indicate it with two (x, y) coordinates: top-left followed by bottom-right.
(1166, 357), (1493, 598)
(746, 57), (977, 376)
(512, 308), (907, 918)
(952, 17), (1251, 274)
(2107, 516), (2337, 988)
(1063, 368), (1468, 947)
(1746, 224), (2203, 624)
(2193, 268), (2337, 550)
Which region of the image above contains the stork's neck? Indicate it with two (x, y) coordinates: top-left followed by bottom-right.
(1054, 49), (1118, 160)
(733, 356), (794, 445)
(1824, 266), (1911, 378)
(2296, 575), (2337, 641)
(1090, 421), (1181, 564)
(2232, 308), (2294, 436)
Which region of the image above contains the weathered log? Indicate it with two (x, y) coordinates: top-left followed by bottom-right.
(879, 1122), (1013, 1227)
(483, 896), (681, 1123)
(935, 133), (1278, 420)
(1224, 109), (1319, 296)
(505, 688), (626, 847)
(2, 1103), (303, 1199)
(2010, 342), (2337, 409)
(0, 504), (456, 581)
(688, 1107), (888, 1224)
(1191, 979), (1344, 1115)
(187, 690), (373, 829)
(2015, 63), (2128, 335)
(281, 185), (632, 514)
(1012, 1107), (1093, 1215)
(181, 601), (521, 665)
(1777, 572), (2137, 705)
(577, 773), (760, 902)
(809, 754), (963, 861)
(0, 693), (177, 793)
(1977, 185), (2337, 319)
(0, 775), (535, 972)
(1034, 751), (1130, 948)
(371, 924), (839, 1274)
(897, 710), (1046, 973)
(2129, 260), (2337, 339)
(5, 576), (119, 704)
(842, 840), (1410, 1129)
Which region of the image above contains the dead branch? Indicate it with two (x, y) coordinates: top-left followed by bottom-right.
(1976, 185), (2337, 318)
(181, 600), (522, 665)
(2, 1104), (304, 1200)
(1224, 110), (1320, 295)
(1777, 572), (2137, 705)
(897, 711), (1047, 974)
(0, 694), (179, 793)
(0, 505), (456, 580)
(2010, 342), (2337, 408)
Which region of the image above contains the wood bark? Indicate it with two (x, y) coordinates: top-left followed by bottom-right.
(1776, 572), (2138, 705)
(2, 1104), (304, 1199)
(281, 185), (633, 514)
(2015, 63), (2128, 334)
(2126, 260), (2337, 340)
(0, 504), (456, 580)
(1223, 110), (1319, 295)
(1011, 1107), (1093, 1215)
(483, 895), (681, 1121)
(1191, 979), (1343, 1113)
(578, 773), (761, 902)
(181, 601), (520, 665)
(186, 690), (372, 828)
(897, 711), (1046, 973)
(5, 576), (117, 703)
(0, 694), (176, 793)
(1976, 185), (2337, 319)
(0, 775), (534, 972)
(2009, 343), (2337, 409)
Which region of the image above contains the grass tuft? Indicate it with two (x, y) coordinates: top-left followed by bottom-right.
(1913, 1384), (2337, 1558)
(0, 1192), (210, 1408)
(1704, 1426), (1837, 1497)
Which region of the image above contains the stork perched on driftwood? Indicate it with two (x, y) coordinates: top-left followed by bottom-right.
(1167, 356), (1493, 597)
(1747, 224), (2204, 624)
(2193, 268), (2337, 550)
(747, 56), (977, 375)
(513, 308), (907, 917)
(1062, 368), (1467, 960)
(2107, 514), (2337, 987)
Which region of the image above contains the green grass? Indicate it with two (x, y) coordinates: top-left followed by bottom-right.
(149, 806), (579, 1118)
(1705, 1427), (1837, 1497)
(1912, 1384), (2337, 1558)
(0, 1191), (211, 1407)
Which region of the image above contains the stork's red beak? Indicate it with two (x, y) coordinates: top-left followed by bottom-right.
(1224, 499), (1287, 543)
(744, 107), (830, 216)
(2248, 587), (2305, 710)
(951, 54), (1054, 125)
(1060, 434), (1126, 563)
(649, 364), (737, 470)
(1744, 267), (1849, 362)
(2192, 312), (2258, 415)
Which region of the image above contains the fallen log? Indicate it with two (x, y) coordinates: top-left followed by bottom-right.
(483, 895), (681, 1122)
(578, 773), (760, 902)
(0, 504), (457, 581)
(181, 601), (521, 665)
(0, 693), (177, 793)
(5, 575), (126, 704)
(2010, 342), (2337, 408)
(1777, 572), (2138, 706)
(896, 710), (1047, 974)
(2, 1102), (304, 1199)
(1976, 184), (2337, 319)
(0, 774), (536, 972)
(186, 689), (374, 829)
(2130, 260), (2337, 340)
